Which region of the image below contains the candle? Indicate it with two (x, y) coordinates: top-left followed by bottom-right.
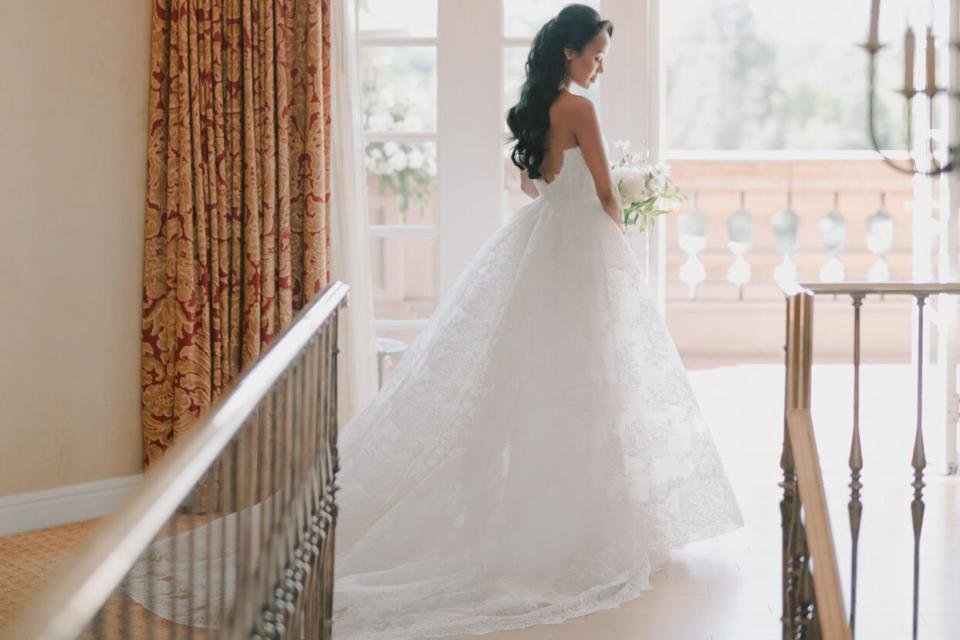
(925, 27), (936, 92)
(869, 0), (881, 49)
(904, 27), (915, 93)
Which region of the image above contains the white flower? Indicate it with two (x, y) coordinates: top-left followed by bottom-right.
(611, 165), (633, 183)
(407, 148), (424, 169)
(383, 141), (399, 157)
(614, 168), (650, 203)
(609, 140), (684, 228)
(389, 151), (408, 171)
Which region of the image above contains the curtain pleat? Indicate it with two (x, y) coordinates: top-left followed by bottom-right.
(141, 0), (332, 466)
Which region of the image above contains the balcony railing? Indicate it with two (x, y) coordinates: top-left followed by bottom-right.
(5, 282), (350, 639)
(668, 155), (918, 303)
(781, 281), (960, 639)
(664, 155), (925, 364)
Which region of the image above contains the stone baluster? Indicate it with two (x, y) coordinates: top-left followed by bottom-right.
(677, 192), (707, 299)
(772, 191), (800, 287)
(726, 191), (754, 300)
(819, 191), (847, 282)
(866, 192), (894, 282)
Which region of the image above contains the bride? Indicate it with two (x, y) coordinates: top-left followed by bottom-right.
(121, 5), (742, 637)
(331, 4), (742, 639)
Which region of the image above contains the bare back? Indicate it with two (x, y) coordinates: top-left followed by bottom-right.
(523, 90), (620, 230)
(538, 92), (582, 184)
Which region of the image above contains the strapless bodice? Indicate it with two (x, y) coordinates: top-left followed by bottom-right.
(533, 146), (598, 203)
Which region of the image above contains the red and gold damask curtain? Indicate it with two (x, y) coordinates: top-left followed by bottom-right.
(141, 0), (332, 466)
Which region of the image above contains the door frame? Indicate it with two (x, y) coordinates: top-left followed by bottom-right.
(599, 0), (666, 312)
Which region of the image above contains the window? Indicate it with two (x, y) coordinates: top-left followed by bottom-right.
(658, 0), (937, 366)
(357, 0), (645, 360)
(358, 0), (439, 346)
(663, 0), (911, 151)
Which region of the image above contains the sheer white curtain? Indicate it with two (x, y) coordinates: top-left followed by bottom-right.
(330, 0), (378, 424)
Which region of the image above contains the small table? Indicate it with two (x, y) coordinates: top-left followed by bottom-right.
(375, 337), (410, 388)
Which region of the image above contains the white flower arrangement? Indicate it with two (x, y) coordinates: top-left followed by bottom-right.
(364, 140), (437, 218)
(611, 140), (685, 233)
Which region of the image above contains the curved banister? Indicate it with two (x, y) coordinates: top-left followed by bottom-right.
(785, 409), (851, 640)
(6, 280), (350, 640)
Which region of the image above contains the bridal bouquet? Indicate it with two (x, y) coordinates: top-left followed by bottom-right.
(611, 140), (685, 233)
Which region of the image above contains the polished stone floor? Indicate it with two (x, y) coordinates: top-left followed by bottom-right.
(3, 365), (957, 639)
(451, 364), (960, 640)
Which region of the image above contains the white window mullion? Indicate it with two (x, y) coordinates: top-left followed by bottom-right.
(357, 36), (438, 47)
(436, 0), (504, 296)
(363, 131), (437, 143)
(368, 224), (438, 237)
(355, 3), (441, 333)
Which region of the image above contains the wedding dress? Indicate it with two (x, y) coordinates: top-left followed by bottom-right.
(120, 141), (742, 637)
(331, 141), (744, 639)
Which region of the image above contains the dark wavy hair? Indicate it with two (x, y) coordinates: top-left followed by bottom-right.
(506, 4), (613, 179)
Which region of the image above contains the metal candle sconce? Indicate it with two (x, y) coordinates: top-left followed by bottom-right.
(863, 0), (958, 175)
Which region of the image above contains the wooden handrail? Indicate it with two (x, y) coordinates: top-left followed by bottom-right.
(783, 286), (851, 639)
(5, 281), (350, 640)
(785, 280), (960, 297)
(786, 409), (852, 640)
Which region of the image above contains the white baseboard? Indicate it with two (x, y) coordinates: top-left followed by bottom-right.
(0, 474), (143, 537)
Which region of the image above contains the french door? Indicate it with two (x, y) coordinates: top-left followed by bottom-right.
(356, 0), (667, 352)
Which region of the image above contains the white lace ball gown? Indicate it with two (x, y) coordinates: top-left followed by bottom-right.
(332, 143), (743, 639)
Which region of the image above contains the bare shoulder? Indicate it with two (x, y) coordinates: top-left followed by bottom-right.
(549, 94), (598, 147)
(551, 92), (595, 119)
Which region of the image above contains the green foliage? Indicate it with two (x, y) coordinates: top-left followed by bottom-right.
(362, 81), (436, 222)
(620, 174), (686, 233)
(665, 0), (906, 151)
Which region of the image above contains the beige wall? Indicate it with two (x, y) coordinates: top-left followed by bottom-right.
(0, 1), (151, 496)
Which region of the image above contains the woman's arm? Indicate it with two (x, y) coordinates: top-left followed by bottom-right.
(570, 97), (624, 232)
(519, 169), (539, 199)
